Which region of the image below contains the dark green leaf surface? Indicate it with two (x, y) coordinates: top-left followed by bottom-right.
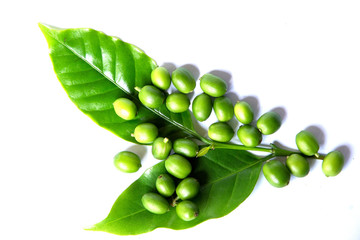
(89, 149), (262, 235)
(39, 24), (195, 143)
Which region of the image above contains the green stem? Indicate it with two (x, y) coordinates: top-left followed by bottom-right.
(212, 142), (273, 153)
(171, 196), (180, 207)
(200, 139), (325, 160)
(270, 143), (326, 159)
(260, 153), (277, 162)
(145, 99), (322, 159)
(270, 143), (297, 156)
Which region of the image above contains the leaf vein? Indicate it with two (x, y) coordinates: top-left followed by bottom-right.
(97, 32), (104, 74)
(100, 208), (147, 227)
(202, 155), (262, 189)
(69, 85), (119, 100)
(61, 76), (105, 87)
(57, 67), (94, 75)
(112, 37), (117, 83)
(201, 183), (213, 217)
(225, 174), (238, 210)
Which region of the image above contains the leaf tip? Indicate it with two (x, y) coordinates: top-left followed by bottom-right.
(38, 22), (50, 32)
(83, 224), (98, 231)
(38, 23), (63, 35)
(38, 23), (45, 34)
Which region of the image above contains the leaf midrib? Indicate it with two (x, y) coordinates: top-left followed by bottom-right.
(199, 153), (263, 215)
(46, 27), (132, 97)
(201, 154), (263, 189)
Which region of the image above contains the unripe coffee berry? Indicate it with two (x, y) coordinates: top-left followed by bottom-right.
(165, 92), (190, 113)
(237, 125), (262, 147)
(141, 192), (169, 214)
(152, 137), (172, 160)
(208, 122), (234, 142)
(234, 101), (254, 124)
(286, 154), (310, 177)
(156, 173), (176, 197)
(322, 150), (344, 177)
(133, 123), (158, 144)
(213, 96), (234, 122)
(113, 151), (141, 173)
(263, 160), (290, 188)
(176, 177), (200, 200)
(176, 200), (199, 221)
(173, 138), (199, 158)
(257, 111), (281, 135)
(113, 98), (137, 120)
(165, 154), (192, 179)
(136, 85), (165, 108)
(151, 66), (171, 90)
(295, 130), (319, 156)
(171, 67), (196, 94)
(199, 73), (227, 97)
(192, 93), (212, 122)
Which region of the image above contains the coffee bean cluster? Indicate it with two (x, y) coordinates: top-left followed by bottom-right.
(111, 65), (345, 216)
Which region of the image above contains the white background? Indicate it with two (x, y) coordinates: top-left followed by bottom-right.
(1, 0), (360, 239)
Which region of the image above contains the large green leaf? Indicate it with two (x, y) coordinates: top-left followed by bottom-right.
(89, 148), (262, 235)
(39, 24), (196, 142)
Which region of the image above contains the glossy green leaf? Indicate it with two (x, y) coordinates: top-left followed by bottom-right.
(89, 149), (262, 235)
(39, 24), (196, 143)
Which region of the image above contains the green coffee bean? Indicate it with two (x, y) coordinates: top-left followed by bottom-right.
(286, 154), (310, 177)
(165, 154), (192, 179)
(295, 130), (319, 156)
(213, 96), (234, 122)
(141, 192), (169, 214)
(234, 101), (254, 124)
(133, 123), (158, 144)
(322, 150), (344, 177)
(199, 73), (227, 97)
(165, 92), (190, 113)
(208, 122), (234, 142)
(151, 66), (171, 90)
(152, 137), (172, 160)
(192, 93), (212, 122)
(257, 111), (281, 135)
(173, 138), (199, 158)
(171, 67), (196, 94)
(113, 151), (141, 173)
(176, 200), (199, 221)
(113, 98), (137, 120)
(136, 85), (165, 108)
(263, 160), (290, 188)
(156, 173), (175, 197)
(176, 177), (200, 200)
(237, 125), (262, 147)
